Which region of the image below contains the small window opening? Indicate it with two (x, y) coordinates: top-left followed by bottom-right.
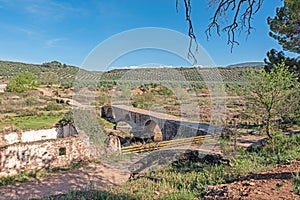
(58, 147), (66, 156)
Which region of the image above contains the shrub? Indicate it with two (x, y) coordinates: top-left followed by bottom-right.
(46, 102), (63, 111)
(25, 97), (38, 106)
(292, 172), (300, 195)
(132, 101), (138, 107)
(16, 109), (38, 117)
(6, 72), (40, 92)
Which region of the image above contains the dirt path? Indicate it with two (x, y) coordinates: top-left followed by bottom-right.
(36, 87), (53, 97)
(0, 163), (130, 200)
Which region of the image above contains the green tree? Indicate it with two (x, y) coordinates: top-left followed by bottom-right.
(264, 49), (300, 78)
(40, 72), (58, 87)
(268, 0), (300, 54)
(7, 72), (40, 92)
(242, 62), (299, 138)
(41, 60), (62, 68)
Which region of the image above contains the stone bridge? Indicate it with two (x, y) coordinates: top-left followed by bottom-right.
(101, 105), (223, 141)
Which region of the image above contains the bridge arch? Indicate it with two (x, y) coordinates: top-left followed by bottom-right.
(106, 107), (114, 118)
(101, 106), (115, 119)
(124, 114), (131, 121)
(144, 119), (163, 142)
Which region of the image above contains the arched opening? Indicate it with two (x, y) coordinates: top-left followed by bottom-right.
(125, 114), (131, 121)
(106, 107), (114, 118)
(144, 120), (163, 142)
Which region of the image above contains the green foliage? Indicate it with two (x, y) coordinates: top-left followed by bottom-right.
(132, 101), (138, 108)
(59, 109), (106, 157)
(40, 72), (58, 86)
(46, 102), (64, 111)
(264, 49), (300, 78)
(98, 94), (110, 106)
(56, 111), (74, 127)
(261, 131), (300, 164)
(275, 182), (284, 190)
(60, 80), (74, 89)
(0, 114), (62, 131)
(241, 62), (300, 138)
(292, 172), (300, 195)
(0, 60), (79, 87)
(0, 170), (37, 186)
(16, 109), (38, 117)
(268, 0), (300, 54)
(7, 72), (40, 92)
(25, 97), (38, 106)
(42, 61), (62, 68)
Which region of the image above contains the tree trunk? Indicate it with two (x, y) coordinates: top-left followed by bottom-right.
(265, 115), (272, 139)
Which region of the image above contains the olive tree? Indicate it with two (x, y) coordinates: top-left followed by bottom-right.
(40, 72), (58, 87)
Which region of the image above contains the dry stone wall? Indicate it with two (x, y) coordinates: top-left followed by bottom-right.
(0, 137), (90, 177)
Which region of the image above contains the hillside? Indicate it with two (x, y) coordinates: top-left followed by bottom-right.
(226, 61), (265, 68)
(0, 60), (262, 84)
(0, 60), (80, 86)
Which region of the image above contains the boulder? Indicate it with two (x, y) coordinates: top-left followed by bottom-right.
(105, 134), (121, 155)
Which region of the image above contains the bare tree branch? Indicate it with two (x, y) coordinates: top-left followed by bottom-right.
(177, 0), (263, 60)
(176, 0), (198, 64)
(206, 0), (264, 51)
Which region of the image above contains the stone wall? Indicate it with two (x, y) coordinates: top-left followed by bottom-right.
(0, 128), (58, 146)
(0, 137), (90, 177)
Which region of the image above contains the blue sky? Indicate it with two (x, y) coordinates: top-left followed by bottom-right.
(0, 0), (286, 69)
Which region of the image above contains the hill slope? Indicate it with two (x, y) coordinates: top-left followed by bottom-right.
(0, 60), (262, 84)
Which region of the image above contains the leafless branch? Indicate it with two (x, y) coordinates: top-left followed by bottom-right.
(205, 0), (264, 51)
(176, 0), (198, 64)
(177, 0), (263, 60)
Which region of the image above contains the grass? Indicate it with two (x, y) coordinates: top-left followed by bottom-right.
(0, 114), (62, 131)
(292, 172), (300, 195)
(97, 117), (115, 130)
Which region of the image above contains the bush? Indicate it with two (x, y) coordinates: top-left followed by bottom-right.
(25, 97), (38, 106)
(6, 72), (40, 92)
(132, 101), (138, 107)
(46, 102), (63, 111)
(16, 109), (38, 117)
(292, 172), (300, 195)
(250, 130), (300, 164)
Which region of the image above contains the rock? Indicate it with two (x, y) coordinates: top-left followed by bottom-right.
(249, 182), (255, 186)
(207, 185), (215, 191)
(242, 191), (249, 196)
(105, 134), (121, 155)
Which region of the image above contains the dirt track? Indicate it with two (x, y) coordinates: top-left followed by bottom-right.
(0, 163), (130, 200)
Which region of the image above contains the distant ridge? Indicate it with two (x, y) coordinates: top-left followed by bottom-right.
(0, 60), (260, 83)
(226, 62), (265, 68)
